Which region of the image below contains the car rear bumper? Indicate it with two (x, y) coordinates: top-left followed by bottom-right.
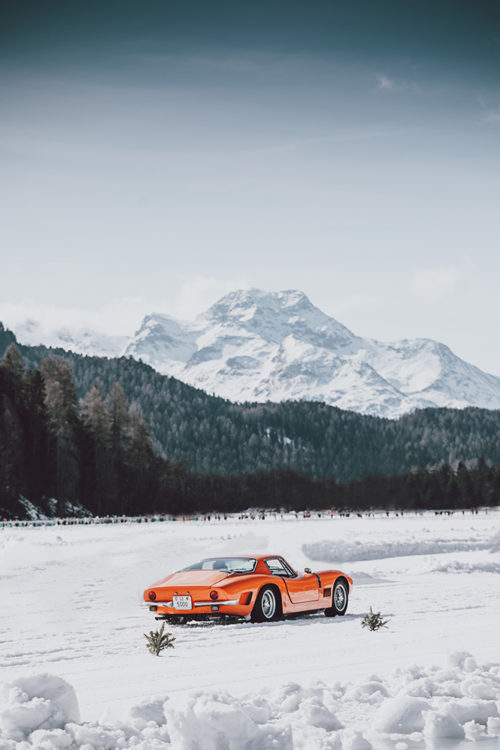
(151, 599), (239, 608)
(148, 599), (250, 617)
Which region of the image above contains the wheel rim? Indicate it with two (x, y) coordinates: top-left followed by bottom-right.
(261, 589), (276, 619)
(334, 583), (347, 611)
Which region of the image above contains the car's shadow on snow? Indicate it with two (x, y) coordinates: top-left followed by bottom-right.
(171, 611), (366, 630)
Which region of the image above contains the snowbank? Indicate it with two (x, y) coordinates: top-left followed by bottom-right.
(1, 653), (499, 749)
(0, 674), (79, 741)
(303, 534), (496, 563)
(430, 560), (500, 574)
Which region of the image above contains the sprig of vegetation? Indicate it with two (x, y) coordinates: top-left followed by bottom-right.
(361, 607), (389, 631)
(144, 623), (176, 656)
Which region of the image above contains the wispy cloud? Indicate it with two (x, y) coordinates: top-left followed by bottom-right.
(375, 74), (419, 93)
(484, 111), (500, 123)
(477, 93), (500, 123)
(409, 261), (474, 301)
(0, 278), (250, 339)
(0, 298), (150, 338)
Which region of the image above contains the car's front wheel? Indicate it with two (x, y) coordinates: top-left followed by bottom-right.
(251, 586), (279, 622)
(325, 578), (349, 617)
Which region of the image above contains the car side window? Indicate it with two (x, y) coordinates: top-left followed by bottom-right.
(265, 557), (292, 577)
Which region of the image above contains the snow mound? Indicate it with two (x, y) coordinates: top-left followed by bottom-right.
(423, 710), (465, 739)
(343, 729), (372, 750)
(1, 654), (500, 748)
(166, 689), (290, 750)
(430, 560), (500, 574)
(303, 536), (494, 563)
(374, 695), (430, 733)
(0, 674), (79, 741)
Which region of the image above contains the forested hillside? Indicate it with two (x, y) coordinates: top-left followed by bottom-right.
(2, 323), (500, 482)
(1, 336), (499, 519)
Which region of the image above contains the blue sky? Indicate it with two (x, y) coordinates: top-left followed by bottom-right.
(1, 1), (500, 373)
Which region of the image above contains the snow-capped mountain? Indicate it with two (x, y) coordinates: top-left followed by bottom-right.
(123, 289), (500, 418)
(10, 289), (500, 418)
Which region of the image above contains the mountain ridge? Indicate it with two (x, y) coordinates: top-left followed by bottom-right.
(2, 322), (500, 483)
(9, 289), (500, 418)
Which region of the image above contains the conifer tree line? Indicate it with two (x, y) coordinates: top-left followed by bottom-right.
(1, 339), (499, 519)
(0, 343), (164, 518)
(2, 323), (500, 484)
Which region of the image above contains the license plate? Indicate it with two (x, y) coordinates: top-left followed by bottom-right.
(172, 595), (192, 610)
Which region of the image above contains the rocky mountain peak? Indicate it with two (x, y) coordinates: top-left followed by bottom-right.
(7, 289), (500, 418)
(206, 288), (312, 321)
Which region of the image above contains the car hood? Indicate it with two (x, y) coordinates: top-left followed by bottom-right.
(158, 570), (230, 587)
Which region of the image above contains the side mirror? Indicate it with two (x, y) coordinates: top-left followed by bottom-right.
(304, 567), (312, 574)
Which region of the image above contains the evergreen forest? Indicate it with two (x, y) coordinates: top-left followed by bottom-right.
(1, 324), (500, 518)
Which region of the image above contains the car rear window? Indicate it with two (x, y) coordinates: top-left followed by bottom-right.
(182, 558), (257, 573)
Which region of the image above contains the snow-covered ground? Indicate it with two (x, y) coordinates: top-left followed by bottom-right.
(1, 511), (499, 748)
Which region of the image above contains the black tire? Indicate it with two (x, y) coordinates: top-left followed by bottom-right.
(325, 578), (349, 617)
(251, 585), (280, 622)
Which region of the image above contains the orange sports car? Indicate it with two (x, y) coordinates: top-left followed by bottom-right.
(143, 554), (352, 623)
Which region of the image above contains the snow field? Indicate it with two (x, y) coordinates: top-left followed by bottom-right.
(1, 511), (499, 749)
(1, 653), (500, 749)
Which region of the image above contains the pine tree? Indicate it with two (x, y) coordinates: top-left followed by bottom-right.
(128, 404), (154, 472)
(107, 381), (131, 514)
(1, 343), (25, 408)
(1, 342), (24, 380)
(24, 369), (51, 506)
(124, 403), (156, 513)
(0, 345), (27, 514)
(40, 357), (80, 514)
(108, 381), (129, 455)
(0, 393), (24, 513)
(81, 379), (112, 514)
(457, 461), (474, 507)
(81, 379), (111, 443)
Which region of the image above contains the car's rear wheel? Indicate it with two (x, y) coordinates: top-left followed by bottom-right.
(325, 578), (349, 617)
(251, 586), (279, 622)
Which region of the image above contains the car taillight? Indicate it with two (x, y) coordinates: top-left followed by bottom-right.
(210, 590), (219, 601)
(148, 590), (157, 601)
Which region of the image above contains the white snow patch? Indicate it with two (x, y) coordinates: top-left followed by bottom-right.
(374, 695), (430, 733)
(1, 511), (500, 747)
(1, 654), (500, 748)
(423, 710), (465, 739)
(0, 674), (79, 741)
(303, 535), (495, 563)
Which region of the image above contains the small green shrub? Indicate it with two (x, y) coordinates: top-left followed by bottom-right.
(361, 607), (389, 631)
(144, 623), (176, 656)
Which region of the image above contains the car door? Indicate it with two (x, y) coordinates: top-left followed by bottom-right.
(264, 557), (320, 604)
